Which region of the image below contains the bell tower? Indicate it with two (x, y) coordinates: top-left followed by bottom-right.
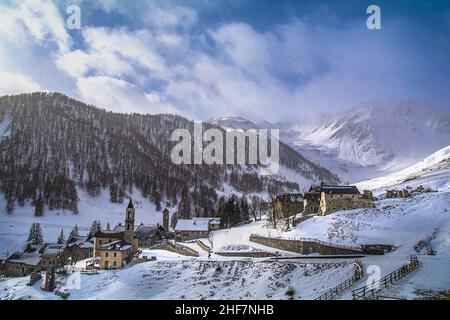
(162, 208), (169, 233)
(124, 199), (135, 243)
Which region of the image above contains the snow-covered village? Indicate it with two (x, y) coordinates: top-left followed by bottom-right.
(0, 0), (449, 307)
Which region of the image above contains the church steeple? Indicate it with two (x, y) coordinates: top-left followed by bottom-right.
(124, 198), (135, 243)
(127, 198), (134, 209)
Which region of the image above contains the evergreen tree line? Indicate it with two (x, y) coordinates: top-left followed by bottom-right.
(0, 93), (338, 216)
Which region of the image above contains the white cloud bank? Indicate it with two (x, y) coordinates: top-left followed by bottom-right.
(1, 0), (448, 121)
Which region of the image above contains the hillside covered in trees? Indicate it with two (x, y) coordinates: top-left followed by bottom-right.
(0, 92), (338, 217)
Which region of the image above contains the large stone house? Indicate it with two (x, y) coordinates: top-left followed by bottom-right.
(97, 240), (134, 270)
(175, 217), (220, 241)
(318, 184), (373, 215)
(274, 194), (304, 219)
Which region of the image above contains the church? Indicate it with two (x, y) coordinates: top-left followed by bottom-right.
(93, 199), (169, 270)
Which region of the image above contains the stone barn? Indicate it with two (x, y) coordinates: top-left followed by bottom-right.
(318, 184), (373, 215)
(274, 194), (304, 219)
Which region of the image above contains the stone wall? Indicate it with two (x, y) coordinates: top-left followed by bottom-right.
(249, 234), (364, 255)
(148, 240), (199, 257)
(214, 251), (278, 258)
(197, 239), (212, 253)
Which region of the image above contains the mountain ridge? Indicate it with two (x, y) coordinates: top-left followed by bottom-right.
(0, 92), (338, 216)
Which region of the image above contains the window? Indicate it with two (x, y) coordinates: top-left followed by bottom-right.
(105, 252), (108, 258)
(114, 252), (117, 258)
(113, 261), (117, 266)
(99, 240), (102, 245)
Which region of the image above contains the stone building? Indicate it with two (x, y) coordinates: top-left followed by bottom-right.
(274, 194), (304, 219)
(94, 200), (171, 269)
(386, 189), (410, 198)
(318, 184), (373, 216)
(175, 217), (221, 241)
(97, 240), (134, 270)
(39, 243), (66, 269)
(1, 246), (41, 277)
(93, 200), (138, 268)
(134, 223), (165, 247)
(303, 192), (320, 214)
(64, 235), (93, 262)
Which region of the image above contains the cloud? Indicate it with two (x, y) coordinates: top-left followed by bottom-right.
(76, 76), (181, 115)
(0, 71), (42, 95)
(146, 5), (198, 30)
(0, 0), (70, 54)
(1, 0), (449, 122)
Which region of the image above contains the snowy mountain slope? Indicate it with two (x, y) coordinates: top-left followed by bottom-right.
(282, 101), (450, 182)
(355, 145), (450, 193)
(0, 93), (338, 215)
(209, 101), (450, 183)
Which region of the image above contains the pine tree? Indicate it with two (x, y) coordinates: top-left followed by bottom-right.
(34, 194), (44, 216)
(28, 223), (44, 245)
(240, 196), (250, 222)
(27, 223), (36, 243)
(106, 222), (111, 231)
(89, 220), (101, 238)
(57, 229), (65, 244)
(70, 224), (79, 237)
(170, 211), (178, 229)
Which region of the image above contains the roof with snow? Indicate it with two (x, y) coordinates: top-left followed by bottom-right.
(94, 230), (124, 239)
(40, 243), (64, 258)
(134, 224), (162, 238)
(98, 240), (133, 252)
(66, 235), (93, 248)
(276, 193), (304, 202)
(193, 217), (221, 225)
(321, 185), (360, 195)
(7, 251), (41, 266)
(175, 219), (210, 232)
(113, 224), (125, 232)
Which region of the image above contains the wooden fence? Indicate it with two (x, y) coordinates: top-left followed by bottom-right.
(352, 256), (419, 300)
(315, 259), (363, 300)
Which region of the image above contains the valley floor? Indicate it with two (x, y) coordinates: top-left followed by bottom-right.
(1, 191), (449, 300)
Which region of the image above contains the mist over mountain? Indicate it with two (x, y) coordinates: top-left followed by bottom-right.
(0, 92), (338, 216)
(209, 101), (450, 183)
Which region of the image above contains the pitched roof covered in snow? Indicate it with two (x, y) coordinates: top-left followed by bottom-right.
(134, 224), (161, 238)
(175, 219), (210, 232)
(66, 235), (93, 248)
(7, 251), (41, 266)
(98, 240), (133, 252)
(175, 217), (221, 232)
(276, 193), (304, 203)
(320, 184), (360, 195)
(113, 224), (125, 232)
(94, 230), (124, 239)
(40, 243), (64, 258)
